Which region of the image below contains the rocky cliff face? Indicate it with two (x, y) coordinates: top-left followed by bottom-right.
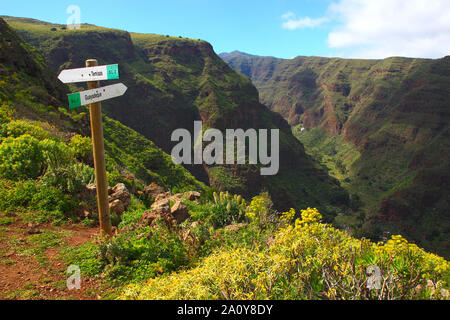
(221, 51), (450, 257)
(3, 17), (349, 217)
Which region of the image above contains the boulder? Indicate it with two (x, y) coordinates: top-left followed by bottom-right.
(26, 223), (41, 235)
(186, 191), (201, 201)
(170, 201), (190, 224)
(82, 209), (92, 219)
(109, 199), (125, 215)
(86, 183), (97, 193)
(144, 183), (165, 199)
(142, 211), (158, 225)
(142, 211), (176, 230)
(105, 183), (131, 214)
(86, 183), (131, 216)
(224, 223), (247, 232)
(109, 183), (130, 205)
(85, 183), (113, 198)
(155, 192), (172, 202)
(169, 193), (186, 203)
(151, 197), (171, 214)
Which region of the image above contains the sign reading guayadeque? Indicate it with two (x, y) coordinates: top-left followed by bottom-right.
(58, 64), (119, 83)
(67, 83), (127, 109)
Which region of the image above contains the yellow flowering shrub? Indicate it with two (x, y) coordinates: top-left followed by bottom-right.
(245, 193), (273, 229)
(375, 235), (449, 286)
(120, 208), (449, 300)
(279, 208), (295, 224)
(121, 248), (270, 300)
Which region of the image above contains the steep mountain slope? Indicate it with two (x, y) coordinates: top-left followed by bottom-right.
(221, 51), (450, 257)
(3, 17), (349, 218)
(1, 19), (449, 300)
(0, 17), (205, 195)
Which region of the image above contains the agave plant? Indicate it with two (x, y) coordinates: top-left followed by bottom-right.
(212, 191), (246, 216)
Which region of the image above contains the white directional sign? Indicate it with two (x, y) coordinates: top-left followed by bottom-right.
(58, 64), (119, 83)
(68, 83), (127, 109)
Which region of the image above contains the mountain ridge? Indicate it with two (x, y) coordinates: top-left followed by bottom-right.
(221, 50), (450, 257)
(0, 16), (449, 300)
(3, 16), (350, 219)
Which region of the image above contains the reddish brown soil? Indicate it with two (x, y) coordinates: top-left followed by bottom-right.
(0, 220), (104, 300)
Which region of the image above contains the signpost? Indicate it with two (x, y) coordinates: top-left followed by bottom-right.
(67, 83), (127, 109)
(59, 60), (127, 237)
(58, 64), (119, 83)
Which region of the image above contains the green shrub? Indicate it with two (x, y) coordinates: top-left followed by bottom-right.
(0, 179), (37, 212)
(69, 134), (92, 163)
(209, 203), (243, 228)
(186, 202), (215, 224)
(59, 242), (104, 276)
(0, 179), (77, 221)
(70, 163), (95, 189)
(30, 184), (78, 222)
(1, 120), (51, 141)
(97, 219), (189, 284)
(107, 169), (134, 189)
(118, 209), (146, 229)
(0, 134), (45, 180)
(124, 196), (148, 214)
(198, 223), (262, 257)
(39, 138), (74, 167)
(10, 179), (38, 208)
(42, 162), (94, 194)
(0, 135), (78, 182)
(0, 103), (13, 125)
(187, 191), (246, 228)
(121, 208), (450, 300)
(38, 138), (94, 194)
(0, 216), (15, 225)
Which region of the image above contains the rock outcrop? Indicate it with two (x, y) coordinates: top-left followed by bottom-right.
(85, 183), (131, 216)
(142, 184), (200, 226)
(151, 197), (171, 214)
(170, 201), (189, 224)
(144, 183), (166, 200)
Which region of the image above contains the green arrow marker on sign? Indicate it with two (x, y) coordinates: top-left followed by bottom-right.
(68, 92), (82, 109)
(106, 64), (119, 80)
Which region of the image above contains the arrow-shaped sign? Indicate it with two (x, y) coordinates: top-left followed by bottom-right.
(58, 64), (119, 83)
(68, 83), (127, 109)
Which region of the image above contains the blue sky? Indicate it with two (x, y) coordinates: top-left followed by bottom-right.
(2, 0), (450, 59)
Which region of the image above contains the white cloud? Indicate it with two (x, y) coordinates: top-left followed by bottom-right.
(326, 0), (450, 58)
(281, 12), (328, 30)
(281, 12), (296, 20)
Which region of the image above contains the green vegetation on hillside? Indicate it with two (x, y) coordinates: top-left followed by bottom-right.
(121, 206), (449, 300)
(0, 17), (207, 224)
(221, 51), (450, 258)
(3, 16), (351, 220)
(0, 17), (448, 301)
(55, 193), (450, 300)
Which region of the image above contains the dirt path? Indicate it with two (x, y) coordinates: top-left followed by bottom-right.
(0, 219), (104, 300)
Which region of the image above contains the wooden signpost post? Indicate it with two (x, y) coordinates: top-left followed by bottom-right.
(58, 59), (127, 236)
